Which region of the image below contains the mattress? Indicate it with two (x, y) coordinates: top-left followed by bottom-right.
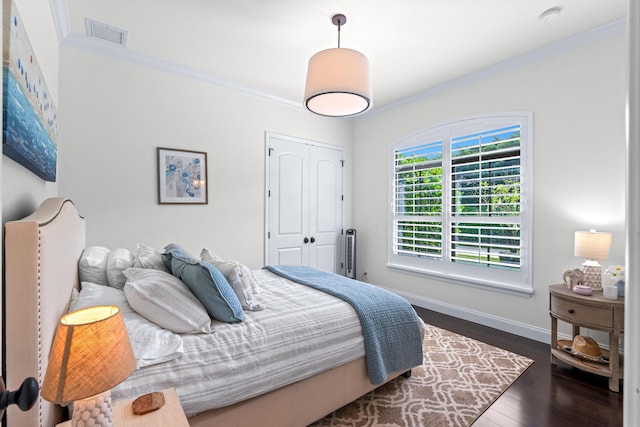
(110, 269), (365, 416)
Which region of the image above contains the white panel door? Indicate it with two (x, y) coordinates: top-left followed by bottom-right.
(267, 135), (344, 273)
(308, 145), (343, 273)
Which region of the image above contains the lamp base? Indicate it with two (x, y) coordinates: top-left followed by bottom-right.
(582, 261), (603, 290)
(71, 390), (113, 427)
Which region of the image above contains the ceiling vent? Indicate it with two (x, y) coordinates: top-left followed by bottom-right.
(85, 19), (128, 46)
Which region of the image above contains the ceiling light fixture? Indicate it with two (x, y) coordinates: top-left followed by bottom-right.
(304, 14), (372, 117)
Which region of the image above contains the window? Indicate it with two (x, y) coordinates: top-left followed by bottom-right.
(389, 113), (533, 295)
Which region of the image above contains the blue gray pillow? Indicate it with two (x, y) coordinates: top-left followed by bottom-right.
(163, 245), (243, 323)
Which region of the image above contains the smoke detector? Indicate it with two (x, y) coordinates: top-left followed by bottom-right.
(539, 6), (562, 23)
(85, 18), (128, 46)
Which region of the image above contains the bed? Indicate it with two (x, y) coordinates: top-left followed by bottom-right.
(3, 198), (423, 426)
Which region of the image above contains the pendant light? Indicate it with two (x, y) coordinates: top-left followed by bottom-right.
(304, 14), (372, 117)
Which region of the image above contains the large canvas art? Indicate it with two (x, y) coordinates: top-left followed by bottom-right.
(2, 0), (58, 181)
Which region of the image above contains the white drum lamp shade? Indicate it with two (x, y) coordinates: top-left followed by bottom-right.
(304, 13), (372, 117)
(304, 47), (372, 117)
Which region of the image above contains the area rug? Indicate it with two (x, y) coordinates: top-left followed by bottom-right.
(310, 324), (533, 427)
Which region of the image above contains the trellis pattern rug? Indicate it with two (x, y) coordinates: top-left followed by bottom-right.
(310, 324), (533, 427)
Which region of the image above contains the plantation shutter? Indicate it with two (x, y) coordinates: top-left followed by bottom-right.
(393, 141), (444, 259)
(449, 125), (522, 270)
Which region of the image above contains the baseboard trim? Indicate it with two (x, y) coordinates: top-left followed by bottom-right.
(386, 287), (550, 344)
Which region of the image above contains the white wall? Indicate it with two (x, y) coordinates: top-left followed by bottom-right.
(57, 47), (352, 269)
(352, 30), (626, 340)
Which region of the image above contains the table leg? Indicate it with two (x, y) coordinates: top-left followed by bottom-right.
(572, 324), (580, 337)
(608, 332), (620, 392)
(550, 315), (558, 365)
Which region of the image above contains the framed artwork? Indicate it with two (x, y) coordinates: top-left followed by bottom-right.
(2, 0), (59, 181)
(157, 147), (208, 204)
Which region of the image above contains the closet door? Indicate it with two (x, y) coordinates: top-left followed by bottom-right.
(266, 134), (344, 273)
(308, 145), (343, 273)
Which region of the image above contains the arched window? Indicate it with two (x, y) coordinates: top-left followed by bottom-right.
(389, 112), (533, 295)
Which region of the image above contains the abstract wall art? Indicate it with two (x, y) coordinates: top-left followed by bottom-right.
(2, 0), (58, 182)
(157, 147), (208, 204)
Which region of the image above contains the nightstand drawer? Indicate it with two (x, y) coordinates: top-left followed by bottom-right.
(550, 295), (612, 329)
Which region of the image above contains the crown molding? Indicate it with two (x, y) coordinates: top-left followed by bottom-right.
(50, 0), (625, 120)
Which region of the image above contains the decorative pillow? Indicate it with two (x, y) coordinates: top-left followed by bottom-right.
(106, 248), (135, 289)
(164, 249), (243, 323)
(200, 248), (264, 311)
(122, 268), (213, 334)
(71, 282), (184, 368)
(134, 244), (170, 273)
(78, 246), (111, 286)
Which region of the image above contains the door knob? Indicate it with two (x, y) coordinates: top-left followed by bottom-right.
(310, 237), (316, 243)
(304, 237), (309, 244)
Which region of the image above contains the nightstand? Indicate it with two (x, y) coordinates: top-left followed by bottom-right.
(56, 388), (189, 427)
(549, 284), (624, 392)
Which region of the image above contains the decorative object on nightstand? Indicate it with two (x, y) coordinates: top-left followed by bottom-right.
(562, 268), (584, 291)
(604, 264), (625, 296)
(132, 391), (166, 415)
(573, 229), (612, 289)
(42, 306), (136, 427)
(572, 285), (592, 296)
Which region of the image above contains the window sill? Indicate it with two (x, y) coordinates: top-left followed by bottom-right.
(386, 263), (534, 297)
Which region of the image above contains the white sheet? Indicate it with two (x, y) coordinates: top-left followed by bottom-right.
(110, 269), (365, 417)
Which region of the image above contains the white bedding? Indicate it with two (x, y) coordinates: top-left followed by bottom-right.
(110, 269), (365, 417)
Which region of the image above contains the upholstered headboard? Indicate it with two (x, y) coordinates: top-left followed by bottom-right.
(4, 198), (85, 426)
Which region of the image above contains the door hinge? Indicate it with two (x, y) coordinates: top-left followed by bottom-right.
(268, 231), (270, 239)
(341, 160), (345, 167)
(268, 190), (271, 197)
(268, 148), (274, 156)
(341, 229), (344, 235)
(341, 195), (344, 201)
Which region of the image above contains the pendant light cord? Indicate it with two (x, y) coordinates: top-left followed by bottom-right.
(337, 22), (341, 48)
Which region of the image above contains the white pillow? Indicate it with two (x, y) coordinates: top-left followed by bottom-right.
(106, 248), (135, 289)
(78, 246), (111, 286)
(200, 248), (264, 311)
(122, 268), (214, 334)
(134, 244), (170, 273)
(71, 282), (184, 368)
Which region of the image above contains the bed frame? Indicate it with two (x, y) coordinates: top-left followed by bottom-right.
(4, 198), (402, 426)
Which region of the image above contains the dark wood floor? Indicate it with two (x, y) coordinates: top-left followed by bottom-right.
(413, 306), (624, 427)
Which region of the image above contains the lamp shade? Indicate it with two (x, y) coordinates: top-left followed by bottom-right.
(574, 230), (612, 260)
(42, 306), (136, 404)
(304, 47), (372, 117)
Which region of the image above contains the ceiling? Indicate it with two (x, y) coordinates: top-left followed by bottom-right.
(55, 0), (627, 115)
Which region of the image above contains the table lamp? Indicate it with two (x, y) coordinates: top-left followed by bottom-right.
(574, 229), (612, 289)
(42, 306), (136, 427)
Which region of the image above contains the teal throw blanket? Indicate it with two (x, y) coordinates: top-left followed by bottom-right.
(265, 265), (423, 385)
